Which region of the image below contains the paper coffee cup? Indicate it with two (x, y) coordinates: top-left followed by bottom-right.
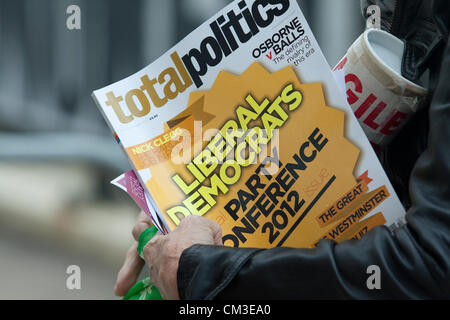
(334, 29), (428, 149)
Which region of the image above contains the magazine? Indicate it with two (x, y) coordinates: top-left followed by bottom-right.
(93, 0), (406, 248)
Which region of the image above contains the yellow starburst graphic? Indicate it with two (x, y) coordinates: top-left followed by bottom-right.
(130, 63), (389, 248)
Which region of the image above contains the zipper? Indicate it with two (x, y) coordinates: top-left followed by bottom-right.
(389, 0), (401, 35)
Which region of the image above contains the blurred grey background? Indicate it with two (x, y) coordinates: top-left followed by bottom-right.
(0, 0), (364, 299)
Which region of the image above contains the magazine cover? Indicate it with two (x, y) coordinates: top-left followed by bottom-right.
(92, 0), (406, 249)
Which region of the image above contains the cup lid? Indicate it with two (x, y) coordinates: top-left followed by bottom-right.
(363, 29), (427, 95)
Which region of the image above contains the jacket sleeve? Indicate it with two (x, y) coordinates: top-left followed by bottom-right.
(177, 37), (450, 300)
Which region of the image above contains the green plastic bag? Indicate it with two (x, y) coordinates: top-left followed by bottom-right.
(123, 226), (163, 300)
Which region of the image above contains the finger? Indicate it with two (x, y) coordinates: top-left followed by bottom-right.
(212, 223), (223, 245)
(132, 212), (153, 241)
(114, 242), (145, 297)
(203, 218), (223, 245)
(142, 233), (163, 264)
(137, 210), (152, 223)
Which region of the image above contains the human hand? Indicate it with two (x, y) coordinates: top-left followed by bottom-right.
(142, 215), (223, 300)
(114, 211), (153, 297)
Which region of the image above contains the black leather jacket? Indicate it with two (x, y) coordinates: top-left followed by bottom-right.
(177, 0), (450, 299)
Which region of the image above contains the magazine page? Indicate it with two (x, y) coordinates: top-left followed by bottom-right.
(93, 0), (405, 248)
